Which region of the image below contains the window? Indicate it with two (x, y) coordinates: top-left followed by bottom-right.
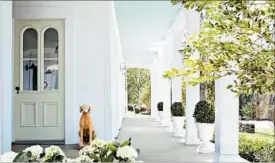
(43, 28), (59, 91)
(22, 28), (38, 91)
(21, 27), (59, 92)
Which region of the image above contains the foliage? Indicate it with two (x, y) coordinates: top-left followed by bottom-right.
(13, 151), (33, 162)
(181, 80), (186, 106)
(127, 68), (150, 104)
(42, 145), (66, 162)
(134, 105), (141, 114)
(1, 138), (140, 163)
(211, 131), (274, 162)
(165, 0), (275, 95)
(140, 104), (147, 112)
(171, 102), (185, 116)
(157, 102), (163, 111)
(141, 84), (151, 110)
(193, 100), (215, 123)
(241, 94), (274, 120)
(128, 104), (134, 112)
(77, 138), (139, 162)
(239, 133), (275, 162)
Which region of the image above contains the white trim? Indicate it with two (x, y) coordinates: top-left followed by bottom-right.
(0, 2), (3, 154)
(13, 6), (77, 144)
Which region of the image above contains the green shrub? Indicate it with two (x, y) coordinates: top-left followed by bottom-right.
(212, 132), (275, 162)
(157, 102), (163, 111)
(171, 102), (185, 116)
(193, 100), (215, 123)
(239, 133), (275, 162)
(127, 104), (134, 111)
(140, 104), (147, 112)
(134, 105), (141, 114)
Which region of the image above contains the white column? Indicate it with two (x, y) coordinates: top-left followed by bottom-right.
(150, 58), (159, 121)
(0, 1), (13, 153)
(184, 9), (201, 145)
(214, 75), (247, 162)
(158, 47), (172, 127)
(185, 82), (200, 144)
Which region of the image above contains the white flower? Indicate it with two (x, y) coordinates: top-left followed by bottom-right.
(1, 151), (18, 162)
(75, 155), (93, 162)
(23, 145), (43, 159)
(44, 145), (66, 157)
(43, 145), (66, 162)
(91, 139), (106, 148)
(79, 145), (95, 156)
(116, 145), (138, 162)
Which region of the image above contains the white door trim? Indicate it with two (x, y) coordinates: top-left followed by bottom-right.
(13, 6), (77, 144)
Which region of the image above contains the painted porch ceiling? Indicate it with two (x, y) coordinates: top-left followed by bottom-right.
(114, 1), (182, 68)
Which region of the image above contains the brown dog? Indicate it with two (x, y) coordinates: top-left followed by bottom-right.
(79, 104), (96, 148)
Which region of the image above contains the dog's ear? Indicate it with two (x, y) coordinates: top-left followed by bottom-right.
(88, 105), (93, 112)
(80, 106), (82, 113)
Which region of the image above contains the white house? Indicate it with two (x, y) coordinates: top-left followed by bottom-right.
(1, 1), (126, 152)
(1, 1), (246, 162)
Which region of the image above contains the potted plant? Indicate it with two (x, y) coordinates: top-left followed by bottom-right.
(193, 100), (215, 154)
(157, 102), (164, 122)
(171, 102), (185, 137)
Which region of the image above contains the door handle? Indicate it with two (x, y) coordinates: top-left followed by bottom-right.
(15, 87), (20, 94)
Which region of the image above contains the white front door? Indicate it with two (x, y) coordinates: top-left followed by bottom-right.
(13, 20), (65, 141)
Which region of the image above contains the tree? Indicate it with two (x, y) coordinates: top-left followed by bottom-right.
(164, 0), (275, 95)
(127, 68), (150, 104)
(141, 84), (151, 109)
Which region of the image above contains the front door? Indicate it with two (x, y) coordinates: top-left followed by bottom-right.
(13, 20), (65, 141)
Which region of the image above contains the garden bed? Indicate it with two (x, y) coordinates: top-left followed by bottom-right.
(1, 138), (141, 162)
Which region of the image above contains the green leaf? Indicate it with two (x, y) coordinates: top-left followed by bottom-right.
(227, 85), (233, 89)
(13, 152), (31, 162)
(120, 140), (130, 147)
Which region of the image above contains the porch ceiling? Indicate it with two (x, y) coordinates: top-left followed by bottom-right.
(114, 1), (182, 68)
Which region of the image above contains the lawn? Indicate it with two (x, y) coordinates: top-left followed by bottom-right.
(255, 128), (274, 136)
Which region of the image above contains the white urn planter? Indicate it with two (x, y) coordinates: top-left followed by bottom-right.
(158, 111), (163, 124)
(172, 116), (185, 137)
(196, 123), (214, 154)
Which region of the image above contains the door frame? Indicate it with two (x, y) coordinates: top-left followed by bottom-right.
(13, 6), (77, 144)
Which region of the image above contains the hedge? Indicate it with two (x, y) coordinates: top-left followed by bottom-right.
(239, 133), (274, 162)
(212, 132), (274, 162)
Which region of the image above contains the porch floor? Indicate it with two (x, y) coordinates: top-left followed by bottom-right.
(117, 115), (214, 162)
(12, 115), (214, 162)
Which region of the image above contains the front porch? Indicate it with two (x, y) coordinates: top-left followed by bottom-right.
(12, 116), (214, 162)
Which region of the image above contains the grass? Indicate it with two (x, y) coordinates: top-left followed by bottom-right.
(255, 128), (274, 136)
(240, 132), (274, 143)
(211, 131), (274, 143)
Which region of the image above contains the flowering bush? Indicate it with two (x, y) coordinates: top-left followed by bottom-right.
(23, 145), (43, 161)
(42, 145), (67, 162)
(1, 137), (140, 162)
(116, 145), (138, 162)
(0, 151), (18, 162)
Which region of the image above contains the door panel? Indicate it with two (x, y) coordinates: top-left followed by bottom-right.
(14, 19), (65, 141)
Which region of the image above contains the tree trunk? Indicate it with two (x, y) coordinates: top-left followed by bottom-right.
(200, 82), (206, 101)
(200, 55), (206, 101)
